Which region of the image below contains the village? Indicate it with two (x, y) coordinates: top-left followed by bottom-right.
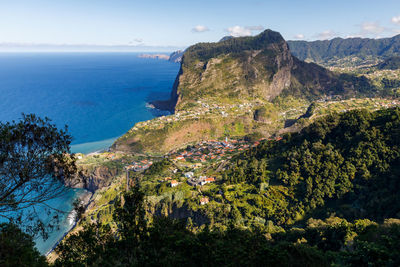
(121, 136), (285, 205)
(131, 100), (260, 133)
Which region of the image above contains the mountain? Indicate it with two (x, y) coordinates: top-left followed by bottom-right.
(219, 36), (234, 42)
(288, 35), (400, 66)
(114, 30), (378, 154)
(153, 29), (374, 112)
(377, 56), (400, 70)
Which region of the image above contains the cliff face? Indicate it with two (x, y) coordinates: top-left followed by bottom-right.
(65, 165), (121, 193)
(153, 29), (370, 112)
(168, 50), (184, 63)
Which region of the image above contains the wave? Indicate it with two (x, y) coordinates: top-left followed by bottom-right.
(67, 210), (77, 226)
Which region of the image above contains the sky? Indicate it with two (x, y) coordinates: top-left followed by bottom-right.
(1, 0), (400, 51)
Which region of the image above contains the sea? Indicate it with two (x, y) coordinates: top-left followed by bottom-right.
(0, 52), (180, 254)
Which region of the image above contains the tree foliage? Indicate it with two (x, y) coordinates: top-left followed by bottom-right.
(288, 35), (400, 64)
(0, 114), (77, 237)
(223, 108), (400, 224)
(0, 223), (47, 267)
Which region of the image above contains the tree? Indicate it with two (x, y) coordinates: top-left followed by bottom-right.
(0, 114), (77, 238)
(54, 186), (148, 266)
(0, 223), (48, 267)
(54, 223), (115, 266)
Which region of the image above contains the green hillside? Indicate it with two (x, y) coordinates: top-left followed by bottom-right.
(288, 35), (400, 67)
(55, 107), (400, 266)
(377, 56), (400, 70)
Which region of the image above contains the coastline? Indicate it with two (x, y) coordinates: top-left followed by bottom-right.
(71, 137), (118, 155)
(46, 190), (93, 257)
(70, 102), (175, 155)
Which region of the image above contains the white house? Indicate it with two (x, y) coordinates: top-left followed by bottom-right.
(184, 172), (194, 178)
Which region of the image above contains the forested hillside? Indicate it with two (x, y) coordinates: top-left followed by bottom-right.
(288, 35), (400, 66)
(225, 107), (400, 224)
(377, 56), (400, 70)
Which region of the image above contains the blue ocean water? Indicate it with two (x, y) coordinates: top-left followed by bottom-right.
(0, 52), (179, 254)
(0, 52), (179, 152)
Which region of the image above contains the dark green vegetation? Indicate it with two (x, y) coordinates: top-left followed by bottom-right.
(182, 29), (287, 67)
(54, 186), (400, 266)
(377, 56), (400, 70)
(0, 114), (77, 238)
(288, 34), (400, 66)
(0, 223), (47, 267)
(224, 108), (400, 225)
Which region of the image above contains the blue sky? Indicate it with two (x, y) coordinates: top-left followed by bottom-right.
(1, 0), (400, 50)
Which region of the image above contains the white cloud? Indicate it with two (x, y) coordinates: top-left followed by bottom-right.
(315, 30), (337, 40)
(133, 38), (143, 43)
(226, 25), (265, 37)
(359, 22), (385, 36)
(391, 16), (400, 25)
(192, 25), (210, 33)
(293, 34), (305, 40)
(227, 26), (251, 37)
(345, 34), (363, 38)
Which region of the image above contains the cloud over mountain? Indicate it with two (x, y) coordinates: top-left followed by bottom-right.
(226, 25), (264, 37)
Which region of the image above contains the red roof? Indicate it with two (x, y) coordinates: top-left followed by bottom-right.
(200, 197), (209, 203)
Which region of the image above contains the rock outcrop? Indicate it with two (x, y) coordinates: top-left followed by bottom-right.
(168, 50), (184, 63)
(65, 165), (121, 193)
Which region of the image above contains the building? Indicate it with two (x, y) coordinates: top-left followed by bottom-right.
(184, 172), (194, 178)
(200, 197), (209, 205)
(205, 177), (215, 183)
(199, 176), (215, 186)
(170, 180), (179, 187)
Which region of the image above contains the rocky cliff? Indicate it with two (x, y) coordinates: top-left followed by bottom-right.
(65, 165), (122, 193)
(113, 30), (378, 154)
(168, 50), (184, 63)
